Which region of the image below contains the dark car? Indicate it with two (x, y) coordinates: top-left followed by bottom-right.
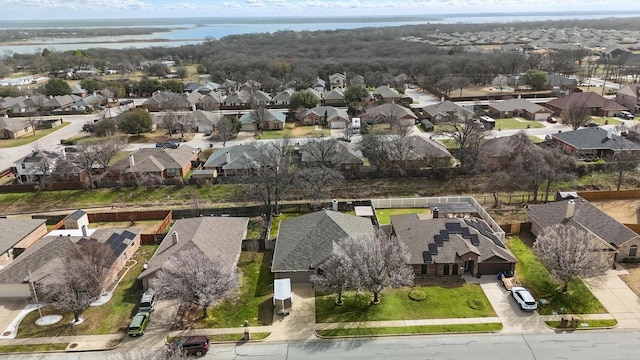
(585, 122), (599, 127)
(168, 336), (210, 357)
(155, 142), (180, 149)
(119, 99), (134, 106)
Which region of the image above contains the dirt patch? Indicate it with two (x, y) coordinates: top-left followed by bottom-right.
(619, 263), (640, 297)
(590, 199), (640, 224)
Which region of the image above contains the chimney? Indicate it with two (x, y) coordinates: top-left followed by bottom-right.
(129, 154), (135, 168)
(172, 231), (179, 245)
(332, 199), (338, 212)
(81, 225), (87, 237)
(432, 207), (439, 219)
(566, 200), (576, 219)
(225, 151), (231, 164)
(607, 128), (613, 139)
(61, 148), (66, 160)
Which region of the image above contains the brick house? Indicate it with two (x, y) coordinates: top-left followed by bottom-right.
(106, 145), (198, 181)
(0, 218), (47, 267)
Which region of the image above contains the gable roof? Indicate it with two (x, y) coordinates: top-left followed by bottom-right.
(372, 85), (401, 99)
(203, 144), (260, 169)
(193, 110), (224, 127)
(139, 217), (248, 280)
(391, 215), (517, 265)
(111, 145), (196, 173)
(527, 199), (638, 247)
(0, 117), (31, 132)
(550, 127), (640, 151)
(239, 109), (286, 124)
(404, 135), (454, 159)
(0, 218), (46, 255)
(272, 210), (374, 272)
(489, 98), (553, 114)
(302, 106), (348, 122)
(421, 101), (473, 119)
(365, 103), (417, 120)
(546, 92), (627, 111)
(300, 140), (364, 165)
(323, 88), (345, 101)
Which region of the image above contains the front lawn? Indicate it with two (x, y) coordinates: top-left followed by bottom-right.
(506, 236), (606, 315)
(0, 122), (70, 148)
(590, 117), (622, 125)
(495, 118), (544, 130)
(197, 251), (273, 328)
(545, 319), (617, 329)
(17, 245), (158, 337)
(316, 283), (495, 323)
(317, 323), (502, 337)
(257, 123), (330, 140)
(375, 208), (431, 225)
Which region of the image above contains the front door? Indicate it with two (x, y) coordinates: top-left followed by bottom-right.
(464, 260), (475, 273)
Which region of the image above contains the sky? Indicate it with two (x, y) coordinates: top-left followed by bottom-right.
(1, 0), (640, 21)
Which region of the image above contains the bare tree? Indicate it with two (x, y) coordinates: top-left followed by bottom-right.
(76, 138), (127, 187)
(541, 148), (582, 201)
(309, 245), (356, 306)
(561, 104), (592, 130)
(154, 247), (240, 319)
(297, 167), (343, 204)
(440, 115), (486, 171)
(301, 136), (346, 168)
(338, 230), (413, 304)
(214, 116), (237, 147)
(249, 104), (271, 132)
(39, 240), (115, 323)
(533, 224), (611, 292)
(508, 132), (549, 202)
(159, 111), (197, 137)
(608, 139), (640, 191)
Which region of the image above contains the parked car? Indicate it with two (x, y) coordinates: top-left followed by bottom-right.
(168, 336), (210, 357)
(128, 311), (150, 337)
(119, 99), (134, 106)
(139, 290), (157, 312)
(620, 111), (635, 120)
(585, 122), (599, 127)
(510, 287), (538, 311)
(155, 142), (180, 149)
(546, 116), (558, 123)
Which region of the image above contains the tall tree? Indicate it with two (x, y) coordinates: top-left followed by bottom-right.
(522, 69), (548, 91)
(288, 90), (319, 112)
(159, 111), (196, 136)
(561, 104), (592, 130)
(118, 109), (152, 135)
(533, 224), (610, 292)
(440, 115), (486, 171)
(213, 116), (239, 147)
(339, 230), (413, 304)
(39, 240), (115, 323)
(508, 131), (548, 202)
(43, 78), (72, 96)
(76, 138), (127, 187)
(309, 244), (356, 306)
(154, 247), (240, 319)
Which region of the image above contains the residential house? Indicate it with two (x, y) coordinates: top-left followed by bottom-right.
(0, 218), (47, 268)
(547, 127), (640, 158)
(527, 199), (640, 265)
(193, 110), (224, 134)
(383, 135), (455, 170)
(197, 91), (224, 110)
(70, 84), (88, 97)
(239, 109), (286, 131)
(223, 90), (271, 107)
(545, 73), (579, 92)
(203, 144), (261, 176)
(0, 116), (34, 139)
(329, 73), (347, 89)
(372, 85), (401, 103)
(362, 103), (417, 127)
(0, 228), (142, 299)
(300, 139), (364, 173)
(392, 73), (413, 87)
(107, 145), (198, 181)
(304, 88), (324, 103)
(184, 82), (204, 92)
(323, 88), (346, 106)
(196, 82), (222, 95)
(42, 95), (80, 111)
(616, 84), (640, 113)
(487, 98), (554, 120)
(480, 136), (516, 167)
(141, 91), (202, 112)
(545, 92), (627, 117)
(71, 94), (105, 111)
(272, 89), (295, 107)
(310, 77), (326, 93)
(349, 74), (365, 87)
(391, 215), (517, 277)
(419, 101), (473, 123)
(272, 210), (375, 283)
(15, 150), (59, 183)
(300, 106), (349, 129)
(241, 80), (261, 91)
(138, 217), (248, 289)
(219, 79), (239, 95)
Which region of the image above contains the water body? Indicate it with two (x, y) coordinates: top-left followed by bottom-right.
(1, 12), (639, 55)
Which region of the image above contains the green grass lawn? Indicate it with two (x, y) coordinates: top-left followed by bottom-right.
(590, 117), (622, 125)
(257, 124), (330, 140)
(0, 122), (70, 148)
(269, 213), (305, 239)
(506, 236), (606, 315)
(198, 251), (273, 328)
(209, 332), (271, 342)
(375, 208), (431, 225)
(545, 319), (617, 329)
(494, 118), (544, 130)
(369, 123), (395, 135)
(17, 245), (158, 337)
(528, 136), (544, 143)
(0, 344), (68, 353)
(247, 217), (264, 239)
(316, 283), (495, 323)
(437, 138), (460, 150)
(317, 323), (501, 337)
(434, 124), (458, 133)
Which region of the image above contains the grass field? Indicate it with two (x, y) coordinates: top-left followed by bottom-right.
(257, 123), (330, 140)
(495, 118), (544, 130)
(0, 344), (68, 353)
(545, 319), (617, 329)
(375, 208), (431, 225)
(316, 283), (495, 323)
(0, 122), (70, 148)
(589, 117), (622, 126)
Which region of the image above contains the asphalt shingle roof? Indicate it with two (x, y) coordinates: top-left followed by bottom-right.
(272, 210), (374, 272)
(528, 199), (639, 247)
(0, 219), (46, 255)
(550, 127), (640, 151)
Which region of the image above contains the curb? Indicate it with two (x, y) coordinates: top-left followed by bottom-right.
(314, 328), (502, 339)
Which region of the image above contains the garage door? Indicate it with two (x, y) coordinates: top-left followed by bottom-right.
(478, 263), (512, 276)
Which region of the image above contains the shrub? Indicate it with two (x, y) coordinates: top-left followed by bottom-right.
(408, 289), (427, 301)
(421, 120), (434, 132)
(467, 298), (486, 310)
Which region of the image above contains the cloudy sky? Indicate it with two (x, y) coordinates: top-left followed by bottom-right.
(2, 0), (640, 21)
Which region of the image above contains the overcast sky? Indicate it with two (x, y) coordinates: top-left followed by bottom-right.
(2, 0), (640, 21)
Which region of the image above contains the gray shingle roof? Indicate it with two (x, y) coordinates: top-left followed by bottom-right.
(203, 144), (260, 169)
(391, 215), (516, 265)
(272, 210), (374, 272)
(0, 218), (46, 255)
(139, 217), (249, 280)
(420, 101), (472, 119)
(550, 127), (640, 151)
(111, 146), (196, 173)
(488, 98), (552, 114)
(527, 199), (639, 247)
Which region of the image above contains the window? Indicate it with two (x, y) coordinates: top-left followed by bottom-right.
(630, 245), (638, 257)
(420, 265), (427, 275)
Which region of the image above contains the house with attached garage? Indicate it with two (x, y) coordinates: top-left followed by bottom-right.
(487, 98), (554, 121)
(271, 210), (375, 283)
(361, 102), (417, 127)
(138, 217), (248, 290)
(106, 145), (198, 181)
(547, 127), (640, 159)
(193, 110), (224, 134)
(527, 198), (639, 265)
(239, 109), (285, 131)
(372, 85), (401, 103)
(300, 139), (364, 173)
(391, 215), (517, 277)
(202, 144), (260, 177)
(0, 116), (34, 139)
(419, 101), (473, 123)
(545, 92), (627, 117)
(300, 106), (349, 129)
(616, 84), (640, 113)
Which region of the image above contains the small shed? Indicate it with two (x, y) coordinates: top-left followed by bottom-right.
(63, 209), (89, 230)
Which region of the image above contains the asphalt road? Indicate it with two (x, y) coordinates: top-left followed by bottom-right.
(3, 331), (640, 360)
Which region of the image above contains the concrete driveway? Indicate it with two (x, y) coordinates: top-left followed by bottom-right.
(478, 277), (550, 333)
(0, 300), (29, 337)
(268, 283), (316, 341)
(583, 269), (640, 329)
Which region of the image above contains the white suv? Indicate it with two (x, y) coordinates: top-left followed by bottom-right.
(510, 286), (538, 311)
(620, 111), (635, 120)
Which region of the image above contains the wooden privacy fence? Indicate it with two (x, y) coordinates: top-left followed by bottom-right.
(88, 210), (170, 223)
(578, 190), (640, 201)
(140, 211), (173, 245)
